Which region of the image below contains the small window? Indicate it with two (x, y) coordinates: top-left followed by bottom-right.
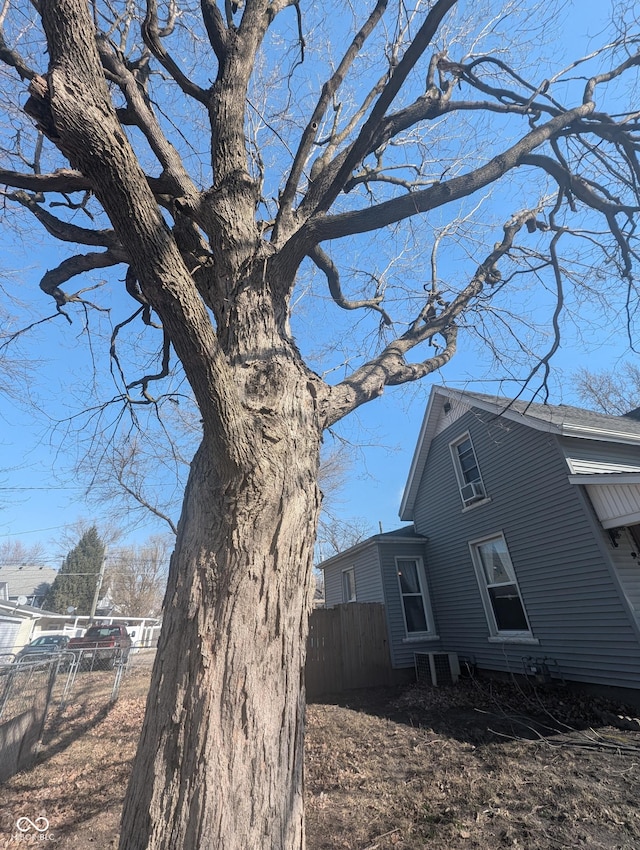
(470, 534), (532, 636)
(342, 567), (356, 603)
(450, 433), (486, 506)
(395, 557), (434, 637)
(449, 434), (487, 508)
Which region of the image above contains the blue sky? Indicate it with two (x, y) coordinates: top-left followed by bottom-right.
(0, 0), (637, 564)
(1, 284), (630, 563)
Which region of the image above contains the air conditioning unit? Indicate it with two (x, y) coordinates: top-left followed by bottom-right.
(460, 480), (485, 504)
(414, 652), (460, 686)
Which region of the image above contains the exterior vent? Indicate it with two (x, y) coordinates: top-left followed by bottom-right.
(414, 652), (460, 687)
(460, 480), (485, 504)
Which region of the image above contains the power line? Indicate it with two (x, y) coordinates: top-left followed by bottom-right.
(0, 486), (85, 491)
(0, 524), (72, 537)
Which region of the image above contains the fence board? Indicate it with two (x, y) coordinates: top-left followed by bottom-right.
(305, 603), (393, 698)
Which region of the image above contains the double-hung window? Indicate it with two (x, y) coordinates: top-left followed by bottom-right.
(470, 534), (532, 637)
(450, 433), (486, 506)
(342, 567), (356, 603)
(395, 557), (434, 637)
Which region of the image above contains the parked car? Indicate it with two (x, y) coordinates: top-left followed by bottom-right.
(67, 624), (133, 669)
(15, 634), (70, 662)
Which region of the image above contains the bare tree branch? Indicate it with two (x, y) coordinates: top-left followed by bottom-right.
(33, 0), (250, 467)
(0, 27), (37, 81)
(1, 2), (640, 844)
(200, 0), (228, 62)
(40, 248), (127, 307)
(0, 167), (91, 193)
(142, 0), (209, 105)
(0, 166), (172, 198)
(6, 188), (123, 247)
(274, 0), (389, 239)
(324, 208), (536, 425)
(311, 0), (458, 217)
(96, 37), (201, 203)
(126, 328), (172, 402)
(308, 244), (392, 325)
(294, 102), (595, 252)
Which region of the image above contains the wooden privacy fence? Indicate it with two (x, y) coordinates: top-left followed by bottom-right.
(305, 603), (394, 698)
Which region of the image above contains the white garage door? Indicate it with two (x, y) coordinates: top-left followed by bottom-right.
(0, 619), (21, 654)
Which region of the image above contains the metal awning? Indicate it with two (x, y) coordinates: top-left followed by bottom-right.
(568, 473), (640, 529)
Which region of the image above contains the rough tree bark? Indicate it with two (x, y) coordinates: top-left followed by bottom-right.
(27, 1), (329, 845)
(125, 405), (322, 848)
(0, 0), (639, 848)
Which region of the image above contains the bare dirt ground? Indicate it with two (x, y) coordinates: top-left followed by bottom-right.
(1, 658), (640, 849)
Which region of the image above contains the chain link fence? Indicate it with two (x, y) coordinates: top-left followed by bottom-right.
(0, 645), (157, 783)
(0, 657), (57, 782)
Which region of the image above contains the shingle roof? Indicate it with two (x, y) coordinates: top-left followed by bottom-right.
(317, 525), (424, 569)
(0, 565), (58, 598)
(459, 391), (640, 441)
(400, 386), (640, 522)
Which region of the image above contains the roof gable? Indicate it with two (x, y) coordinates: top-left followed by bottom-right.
(399, 386), (640, 521)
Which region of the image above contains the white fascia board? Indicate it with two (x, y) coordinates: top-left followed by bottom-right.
(0, 602), (41, 619)
(317, 533), (424, 570)
(399, 385), (640, 522)
(441, 391), (640, 444)
(399, 386), (447, 521)
(444, 391), (562, 435)
(559, 424), (640, 445)
(316, 538), (377, 571)
(600, 511), (640, 529)
(568, 473), (640, 485)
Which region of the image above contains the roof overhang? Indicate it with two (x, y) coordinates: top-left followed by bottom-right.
(0, 601), (42, 619)
(569, 473), (640, 529)
(317, 529), (426, 570)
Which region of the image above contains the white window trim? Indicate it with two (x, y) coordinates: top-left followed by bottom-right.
(394, 556), (435, 639)
(449, 432), (488, 508)
(468, 532), (534, 640)
(342, 567), (356, 603)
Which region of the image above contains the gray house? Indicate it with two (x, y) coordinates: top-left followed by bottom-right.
(320, 527), (434, 670)
(0, 564), (58, 608)
(320, 386), (640, 694)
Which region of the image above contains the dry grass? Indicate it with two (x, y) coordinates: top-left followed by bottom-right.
(1, 660), (639, 849)
(306, 681), (640, 849)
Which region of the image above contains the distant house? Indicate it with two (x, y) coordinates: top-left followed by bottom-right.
(0, 601), (46, 656)
(320, 386), (640, 696)
(0, 565), (165, 656)
(0, 564), (58, 608)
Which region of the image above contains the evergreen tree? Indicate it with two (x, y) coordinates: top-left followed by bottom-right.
(42, 527), (105, 615)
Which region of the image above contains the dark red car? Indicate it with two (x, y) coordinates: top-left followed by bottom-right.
(68, 624), (133, 669)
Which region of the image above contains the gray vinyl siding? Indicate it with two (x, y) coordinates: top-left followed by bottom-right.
(608, 527), (640, 623)
(562, 436), (640, 472)
(378, 540), (439, 668)
(322, 543), (384, 608)
(323, 562), (344, 608)
(411, 408), (640, 690)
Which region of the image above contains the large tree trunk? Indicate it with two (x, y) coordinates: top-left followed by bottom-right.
(120, 391), (322, 850)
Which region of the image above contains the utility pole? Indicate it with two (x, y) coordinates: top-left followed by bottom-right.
(89, 548), (108, 621)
